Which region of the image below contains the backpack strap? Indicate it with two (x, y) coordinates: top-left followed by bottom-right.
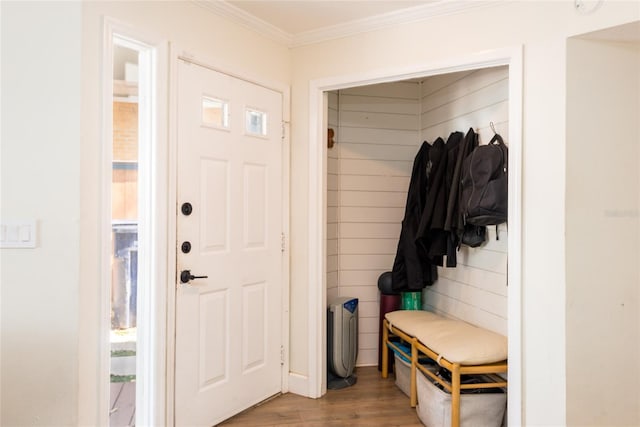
(489, 133), (508, 173)
(489, 133), (504, 145)
(490, 133), (508, 236)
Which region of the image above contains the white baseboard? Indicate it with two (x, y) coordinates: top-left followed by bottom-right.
(287, 372), (311, 397)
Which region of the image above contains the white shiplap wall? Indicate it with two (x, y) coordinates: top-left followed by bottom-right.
(332, 83), (420, 366)
(327, 92), (339, 303)
(420, 66), (509, 336)
(326, 65), (510, 367)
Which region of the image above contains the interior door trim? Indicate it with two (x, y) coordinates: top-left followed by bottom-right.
(94, 16), (169, 427)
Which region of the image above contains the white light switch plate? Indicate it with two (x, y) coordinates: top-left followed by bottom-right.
(0, 220), (37, 248)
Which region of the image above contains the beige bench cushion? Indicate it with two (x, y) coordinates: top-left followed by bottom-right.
(386, 310), (507, 365)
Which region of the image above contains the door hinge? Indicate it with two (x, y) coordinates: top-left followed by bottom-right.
(281, 121), (285, 141)
(281, 232), (286, 252)
(280, 345), (285, 366)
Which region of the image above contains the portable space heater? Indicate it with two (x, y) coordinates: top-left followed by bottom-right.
(327, 297), (358, 389)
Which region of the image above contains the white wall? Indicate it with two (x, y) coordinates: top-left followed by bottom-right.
(290, 2), (640, 425)
(421, 66), (509, 336)
(1, 3), (82, 425)
(566, 35), (640, 426)
(327, 91), (339, 303)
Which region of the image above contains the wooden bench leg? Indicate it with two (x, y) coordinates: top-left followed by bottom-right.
(451, 363), (461, 427)
(381, 319), (389, 379)
(410, 338), (418, 407)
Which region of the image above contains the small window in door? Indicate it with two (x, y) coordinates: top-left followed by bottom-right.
(245, 108), (267, 137)
(202, 96), (229, 129)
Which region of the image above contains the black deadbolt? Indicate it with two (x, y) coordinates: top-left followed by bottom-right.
(181, 241), (192, 253)
(181, 202), (193, 216)
(180, 269), (209, 283)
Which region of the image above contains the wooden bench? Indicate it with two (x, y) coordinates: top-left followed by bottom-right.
(381, 310), (507, 427)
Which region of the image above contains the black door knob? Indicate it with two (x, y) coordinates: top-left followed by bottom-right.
(181, 241), (192, 253)
(181, 202), (193, 216)
(180, 270), (208, 284)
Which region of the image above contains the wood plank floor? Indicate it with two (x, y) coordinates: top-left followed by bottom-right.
(106, 367), (421, 426)
(218, 366), (422, 427)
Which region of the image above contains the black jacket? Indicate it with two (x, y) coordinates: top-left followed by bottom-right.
(416, 132), (463, 267)
(443, 128), (478, 266)
(391, 141), (437, 291)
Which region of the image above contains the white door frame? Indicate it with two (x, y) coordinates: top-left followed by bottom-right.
(307, 46), (524, 426)
(100, 17), (169, 427)
(166, 44), (291, 425)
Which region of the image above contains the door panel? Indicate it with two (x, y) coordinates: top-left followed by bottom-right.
(243, 164), (267, 248)
(242, 281), (266, 371)
(199, 290), (227, 386)
(175, 59), (283, 427)
(201, 158), (228, 251)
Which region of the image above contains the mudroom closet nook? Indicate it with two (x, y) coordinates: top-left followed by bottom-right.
(326, 65), (510, 368)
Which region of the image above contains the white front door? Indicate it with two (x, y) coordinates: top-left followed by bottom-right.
(175, 59), (284, 426)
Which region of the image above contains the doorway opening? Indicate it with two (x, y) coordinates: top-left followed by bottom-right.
(308, 48), (523, 426)
(107, 34), (155, 427)
(325, 66), (510, 365)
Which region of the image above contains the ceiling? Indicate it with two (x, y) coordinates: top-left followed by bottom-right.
(201, 0), (485, 46)
(204, 1), (640, 47)
(226, 0), (434, 35)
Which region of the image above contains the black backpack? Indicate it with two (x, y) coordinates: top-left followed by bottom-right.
(460, 133), (508, 226)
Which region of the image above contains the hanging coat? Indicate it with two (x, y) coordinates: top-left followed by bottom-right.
(416, 132), (463, 266)
(443, 128), (479, 266)
(391, 141), (437, 291)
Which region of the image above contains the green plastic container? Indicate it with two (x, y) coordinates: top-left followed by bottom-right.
(401, 291), (422, 310)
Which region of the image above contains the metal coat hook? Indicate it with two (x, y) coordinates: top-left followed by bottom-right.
(490, 121), (497, 135)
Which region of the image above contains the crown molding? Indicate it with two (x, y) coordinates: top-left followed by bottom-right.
(194, 0), (502, 49)
(192, 0), (293, 46)
(291, 0), (502, 47)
